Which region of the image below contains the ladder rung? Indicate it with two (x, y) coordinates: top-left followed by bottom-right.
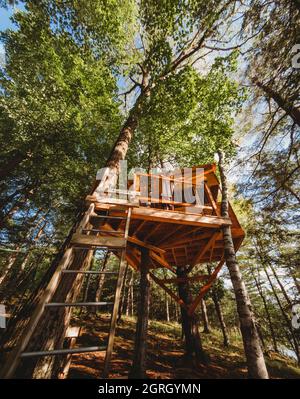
(45, 302), (113, 308)
(91, 214), (127, 220)
(21, 346), (106, 358)
(82, 229), (124, 235)
(62, 270), (118, 275)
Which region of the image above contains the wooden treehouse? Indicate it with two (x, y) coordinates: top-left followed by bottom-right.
(2, 163), (244, 379)
(84, 163), (245, 314)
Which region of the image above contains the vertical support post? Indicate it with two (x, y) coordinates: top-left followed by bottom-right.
(129, 247), (150, 379)
(102, 208), (131, 378)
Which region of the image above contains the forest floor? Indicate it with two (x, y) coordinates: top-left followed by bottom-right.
(67, 314), (300, 379)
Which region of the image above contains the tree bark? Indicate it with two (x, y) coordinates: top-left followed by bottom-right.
(253, 78), (300, 127)
(258, 250), (300, 365)
(0, 76), (147, 379)
(211, 291), (229, 347)
(176, 266), (208, 363)
(218, 150), (269, 379)
(129, 248), (150, 379)
(200, 298), (210, 333)
(250, 266), (278, 353)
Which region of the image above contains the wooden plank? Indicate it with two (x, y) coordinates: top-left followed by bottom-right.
(149, 251), (176, 274)
(157, 225), (185, 245)
(76, 203), (95, 234)
(130, 207), (231, 228)
(125, 251), (139, 270)
(143, 223), (162, 241)
(204, 182), (220, 216)
(160, 274), (210, 284)
(190, 233), (219, 267)
(127, 236), (165, 255)
(71, 234), (125, 248)
(134, 220), (147, 236)
(161, 229), (211, 248)
(149, 272), (187, 309)
(188, 259), (224, 316)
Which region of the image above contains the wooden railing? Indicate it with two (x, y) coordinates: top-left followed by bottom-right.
(95, 171), (221, 216)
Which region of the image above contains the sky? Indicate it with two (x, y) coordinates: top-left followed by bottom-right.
(0, 3), (23, 64)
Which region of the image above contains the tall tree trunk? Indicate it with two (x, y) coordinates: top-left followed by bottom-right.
(0, 84), (147, 378)
(253, 78), (300, 127)
(94, 252), (110, 311)
(269, 263), (292, 307)
(258, 250), (300, 365)
(0, 249), (20, 287)
(207, 265), (229, 346)
(200, 298), (210, 333)
(218, 150), (269, 379)
(165, 290), (170, 322)
(129, 248), (150, 379)
(118, 262), (129, 322)
(176, 265), (207, 363)
(250, 266), (278, 353)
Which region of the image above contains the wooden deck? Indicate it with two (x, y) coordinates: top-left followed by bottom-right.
(85, 163), (245, 271)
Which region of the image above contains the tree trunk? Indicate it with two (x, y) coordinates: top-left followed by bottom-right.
(200, 298), (210, 333)
(176, 266), (207, 363)
(94, 251), (110, 311)
(269, 263), (292, 307)
(253, 78), (300, 127)
(212, 292), (229, 347)
(0, 84), (147, 378)
(250, 266), (278, 352)
(0, 249), (20, 287)
(218, 150), (269, 379)
(259, 252), (300, 365)
(129, 248), (150, 379)
(165, 290), (170, 322)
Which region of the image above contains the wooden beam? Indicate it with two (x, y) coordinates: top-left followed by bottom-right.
(157, 224), (185, 245)
(204, 182), (220, 216)
(71, 234), (125, 248)
(190, 232), (220, 267)
(149, 272), (187, 309)
(159, 274), (210, 284)
(149, 251), (176, 274)
(134, 220), (147, 236)
(143, 223), (162, 241)
(188, 259), (224, 316)
(127, 236), (165, 255)
(130, 207), (231, 228)
(161, 230), (212, 248)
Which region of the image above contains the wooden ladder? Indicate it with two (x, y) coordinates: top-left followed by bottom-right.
(1, 205), (132, 379)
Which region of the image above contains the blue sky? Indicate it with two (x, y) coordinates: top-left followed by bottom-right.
(0, 2), (26, 58)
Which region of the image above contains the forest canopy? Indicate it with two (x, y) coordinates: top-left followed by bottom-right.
(0, 0), (299, 381)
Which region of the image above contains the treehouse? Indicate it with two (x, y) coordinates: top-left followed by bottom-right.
(2, 163), (245, 379)
(82, 163), (245, 315)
